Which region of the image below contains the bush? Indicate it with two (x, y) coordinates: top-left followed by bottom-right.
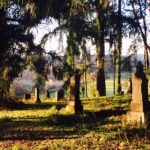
(0, 97), (24, 110)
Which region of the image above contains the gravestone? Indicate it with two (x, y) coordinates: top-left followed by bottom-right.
(24, 93), (31, 100)
(127, 61), (150, 127)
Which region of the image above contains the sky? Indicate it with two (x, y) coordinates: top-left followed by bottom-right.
(32, 17), (149, 57)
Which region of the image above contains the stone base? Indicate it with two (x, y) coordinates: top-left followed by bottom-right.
(131, 102), (144, 112)
(127, 111), (150, 127)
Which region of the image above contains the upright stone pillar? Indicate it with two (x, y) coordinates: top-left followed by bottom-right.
(127, 61), (150, 127)
(35, 87), (41, 103)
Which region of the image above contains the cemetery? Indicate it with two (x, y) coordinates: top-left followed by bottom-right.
(0, 0), (150, 149)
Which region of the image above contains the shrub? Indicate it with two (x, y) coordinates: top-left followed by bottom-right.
(0, 97), (24, 110)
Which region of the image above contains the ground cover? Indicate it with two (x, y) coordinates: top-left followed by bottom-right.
(0, 96), (149, 150)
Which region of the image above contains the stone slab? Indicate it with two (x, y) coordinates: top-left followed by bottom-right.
(131, 102), (144, 112)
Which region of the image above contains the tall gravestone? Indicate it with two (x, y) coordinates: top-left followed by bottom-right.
(127, 61), (150, 127)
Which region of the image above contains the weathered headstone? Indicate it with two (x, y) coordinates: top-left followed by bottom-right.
(24, 93), (31, 100)
(127, 61), (150, 127)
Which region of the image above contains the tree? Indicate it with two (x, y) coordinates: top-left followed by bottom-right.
(115, 0), (122, 95)
(80, 39), (91, 98)
(0, 1), (36, 97)
(64, 18), (84, 115)
(27, 52), (47, 103)
(86, 0), (110, 97)
(0, 0), (56, 99)
(127, 0), (150, 70)
(38, 0), (89, 114)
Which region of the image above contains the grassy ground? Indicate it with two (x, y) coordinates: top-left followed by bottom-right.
(0, 96), (150, 150)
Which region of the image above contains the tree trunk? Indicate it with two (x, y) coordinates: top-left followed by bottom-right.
(143, 0), (149, 70)
(84, 62), (88, 98)
(144, 47), (149, 70)
(116, 0), (122, 95)
(75, 73), (83, 115)
(113, 57), (116, 96)
(96, 11), (106, 97)
(46, 90), (50, 98)
(70, 73), (83, 115)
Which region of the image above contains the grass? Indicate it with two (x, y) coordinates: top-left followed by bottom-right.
(0, 96), (149, 149)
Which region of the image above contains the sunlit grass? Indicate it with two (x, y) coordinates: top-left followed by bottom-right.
(0, 95), (149, 149)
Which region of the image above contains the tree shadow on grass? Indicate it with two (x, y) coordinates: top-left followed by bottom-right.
(0, 112), (116, 141)
(0, 128), (81, 141)
(0, 106), (128, 141)
(85, 107), (127, 119)
(8, 102), (67, 111)
(0, 118), (86, 141)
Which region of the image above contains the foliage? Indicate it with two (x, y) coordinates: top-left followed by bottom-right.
(0, 0), (63, 96)
(0, 0), (39, 95)
(0, 97), (23, 109)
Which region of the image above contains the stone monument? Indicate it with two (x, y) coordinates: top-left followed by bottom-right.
(24, 93), (31, 100)
(127, 61), (150, 127)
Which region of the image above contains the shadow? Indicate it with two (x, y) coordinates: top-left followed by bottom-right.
(44, 107), (127, 128)
(0, 117), (87, 141)
(121, 128), (150, 141)
(0, 105), (128, 141)
(0, 129), (82, 141)
(85, 107), (127, 119)
(0, 118), (88, 141)
(13, 102), (67, 110)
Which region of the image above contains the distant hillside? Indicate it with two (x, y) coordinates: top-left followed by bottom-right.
(89, 54), (145, 73)
(11, 54), (146, 97)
